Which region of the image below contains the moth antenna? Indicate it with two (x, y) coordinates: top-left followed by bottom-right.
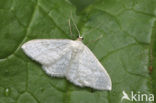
(68, 19), (73, 36)
(70, 11), (81, 38)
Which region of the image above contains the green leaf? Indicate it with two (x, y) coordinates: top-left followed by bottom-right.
(0, 0), (155, 103)
(151, 19), (156, 101)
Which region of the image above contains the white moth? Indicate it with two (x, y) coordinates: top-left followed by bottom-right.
(22, 37), (112, 90)
(22, 17), (112, 90)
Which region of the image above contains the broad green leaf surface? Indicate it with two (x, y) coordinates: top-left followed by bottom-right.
(151, 21), (156, 101)
(0, 0), (155, 103)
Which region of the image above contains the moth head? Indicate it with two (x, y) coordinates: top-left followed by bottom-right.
(77, 35), (84, 41)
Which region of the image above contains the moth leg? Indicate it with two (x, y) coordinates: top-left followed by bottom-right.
(86, 34), (103, 45)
